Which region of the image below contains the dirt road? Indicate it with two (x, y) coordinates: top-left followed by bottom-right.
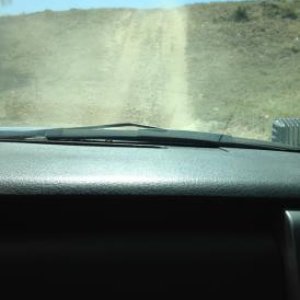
(102, 9), (194, 129)
(0, 8), (196, 129)
(2, 3), (300, 139)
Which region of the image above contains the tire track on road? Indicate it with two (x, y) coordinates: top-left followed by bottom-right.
(104, 8), (195, 129)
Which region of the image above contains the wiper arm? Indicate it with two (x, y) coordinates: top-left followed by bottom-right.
(43, 127), (300, 151)
(0, 125), (299, 152)
(57, 122), (165, 131)
(45, 128), (300, 152)
(0, 128), (224, 148)
(0, 128), (48, 139)
(0, 123), (163, 139)
(45, 127), (222, 147)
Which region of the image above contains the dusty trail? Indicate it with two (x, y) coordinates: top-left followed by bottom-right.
(0, 8), (195, 129)
(105, 9), (194, 129)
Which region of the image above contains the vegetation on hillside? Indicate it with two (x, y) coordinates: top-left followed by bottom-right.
(186, 0), (300, 139)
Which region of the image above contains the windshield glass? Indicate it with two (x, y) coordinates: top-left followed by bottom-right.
(0, 0), (299, 143)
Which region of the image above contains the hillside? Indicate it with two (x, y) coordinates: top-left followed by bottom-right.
(186, 0), (300, 139)
(1, 1), (300, 140)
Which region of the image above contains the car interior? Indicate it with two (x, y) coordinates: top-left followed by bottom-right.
(0, 140), (299, 298)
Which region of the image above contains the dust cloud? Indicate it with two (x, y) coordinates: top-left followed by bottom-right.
(0, 7), (197, 130)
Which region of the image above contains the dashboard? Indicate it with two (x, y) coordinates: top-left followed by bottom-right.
(0, 141), (300, 296)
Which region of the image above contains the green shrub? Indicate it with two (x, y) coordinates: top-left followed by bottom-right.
(261, 2), (281, 18)
(232, 6), (249, 22)
(281, 7), (298, 19)
(261, 1), (298, 20)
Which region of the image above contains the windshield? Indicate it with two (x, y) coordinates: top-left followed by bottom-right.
(0, 0), (299, 143)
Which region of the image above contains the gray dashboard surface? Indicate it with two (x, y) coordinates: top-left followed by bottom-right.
(0, 141), (299, 198)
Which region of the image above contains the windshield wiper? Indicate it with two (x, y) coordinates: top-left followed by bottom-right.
(0, 123), (163, 139)
(44, 128), (300, 151)
(60, 122), (165, 131)
(47, 127), (224, 147)
(0, 123), (299, 152)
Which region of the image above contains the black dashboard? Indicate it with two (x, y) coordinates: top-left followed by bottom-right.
(1, 141), (300, 197)
(0, 141), (300, 297)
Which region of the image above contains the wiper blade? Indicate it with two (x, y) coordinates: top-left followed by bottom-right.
(46, 128), (222, 147)
(0, 123), (163, 139)
(0, 125), (299, 152)
(45, 128), (300, 152)
(44, 127), (300, 151)
(58, 122), (165, 131)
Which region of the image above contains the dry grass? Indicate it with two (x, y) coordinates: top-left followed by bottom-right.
(186, 0), (300, 139)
